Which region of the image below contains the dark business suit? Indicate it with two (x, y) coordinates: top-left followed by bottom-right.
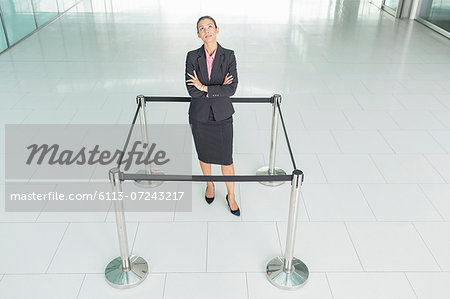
(185, 43), (238, 165)
(185, 43), (238, 122)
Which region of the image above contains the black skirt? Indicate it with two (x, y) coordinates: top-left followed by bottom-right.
(189, 107), (233, 165)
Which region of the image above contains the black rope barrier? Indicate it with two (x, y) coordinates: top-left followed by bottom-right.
(277, 101), (297, 170)
(120, 173), (293, 182)
(143, 96), (274, 103)
(117, 102), (141, 169)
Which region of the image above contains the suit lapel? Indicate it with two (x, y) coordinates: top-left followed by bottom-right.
(196, 45), (208, 84)
(209, 43), (224, 83)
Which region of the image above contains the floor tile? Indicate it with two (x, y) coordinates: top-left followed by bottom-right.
(414, 222), (450, 270)
(174, 183), (242, 222)
(380, 130), (445, 154)
(164, 273), (247, 299)
(302, 184), (375, 221)
(406, 272), (450, 299)
(313, 93), (362, 110)
(344, 111), (401, 130)
(327, 272), (417, 299)
(0, 274), (83, 299)
(318, 154), (385, 183)
(247, 272), (333, 299)
(394, 94), (447, 110)
(346, 222), (439, 271)
(288, 130), (341, 154)
(432, 111), (450, 129)
(269, 153), (327, 183)
(419, 184), (450, 221)
(371, 154), (444, 183)
(332, 130), (393, 154)
(300, 110), (352, 130)
(240, 182), (309, 221)
(428, 130), (450, 153)
(434, 94), (450, 110)
(133, 222), (207, 272)
(78, 273), (165, 299)
(277, 222), (363, 271)
(47, 222), (138, 273)
(207, 222), (280, 272)
(388, 111), (446, 130)
(353, 93), (404, 110)
(425, 154), (450, 183)
(359, 184), (442, 221)
(0, 223), (67, 273)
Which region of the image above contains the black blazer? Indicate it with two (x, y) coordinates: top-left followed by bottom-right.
(185, 43), (238, 122)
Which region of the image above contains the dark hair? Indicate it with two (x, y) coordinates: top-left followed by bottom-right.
(196, 16), (217, 32)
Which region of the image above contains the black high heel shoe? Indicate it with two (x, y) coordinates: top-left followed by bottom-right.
(205, 183), (214, 204)
(226, 194), (240, 216)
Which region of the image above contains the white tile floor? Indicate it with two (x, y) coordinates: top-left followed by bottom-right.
(0, 0), (449, 298)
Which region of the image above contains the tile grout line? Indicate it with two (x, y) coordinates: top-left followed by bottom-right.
(328, 129), (343, 154)
(206, 222), (209, 272)
(245, 272), (250, 299)
(344, 222), (366, 272)
(130, 221), (140, 254)
(161, 273), (168, 299)
(422, 153), (448, 183)
(428, 110), (449, 129)
(341, 110), (356, 130)
(377, 128), (397, 153)
(411, 222), (443, 271)
(368, 154), (389, 183)
(417, 184), (446, 221)
(75, 273), (86, 299)
(425, 129), (449, 154)
(403, 272), (420, 299)
(325, 272), (336, 299)
(300, 192), (311, 222)
(315, 154), (330, 184)
(275, 222), (283, 255)
(45, 222), (71, 273)
(357, 184), (379, 221)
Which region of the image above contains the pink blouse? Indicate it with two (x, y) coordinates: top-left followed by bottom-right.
(205, 47), (216, 81)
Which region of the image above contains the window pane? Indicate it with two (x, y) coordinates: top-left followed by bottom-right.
(384, 0), (400, 11)
(419, 0), (450, 32)
(56, 0), (75, 12)
(0, 0), (37, 45)
(32, 0), (59, 27)
(0, 18), (7, 52)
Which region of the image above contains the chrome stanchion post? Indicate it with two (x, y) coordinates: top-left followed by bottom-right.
(134, 95), (164, 187)
(256, 94), (286, 186)
(266, 169), (309, 289)
(105, 168), (148, 288)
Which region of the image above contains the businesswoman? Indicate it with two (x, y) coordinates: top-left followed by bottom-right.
(185, 16), (240, 216)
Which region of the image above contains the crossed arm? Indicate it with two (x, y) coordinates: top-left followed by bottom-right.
(185, 51), (238, 98)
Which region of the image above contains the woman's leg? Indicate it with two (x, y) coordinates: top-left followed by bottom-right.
(199, 160), (214, 197)
(221, 163), (238, 210)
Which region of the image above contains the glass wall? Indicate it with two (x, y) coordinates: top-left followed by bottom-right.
(418, 0), (450, 33)
(0, 0), (77, 53)
(384, 0), (400, 11)
(32, 0), (59, 27)
(0, 0), (37, 45)
(0, 17), (7, 52)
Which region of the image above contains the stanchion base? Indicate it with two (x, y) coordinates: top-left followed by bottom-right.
(256, 166), (287, 186)
(266, 256), (309, 290)
(105, 255), (148, 289)
(133, 169), (164, 188)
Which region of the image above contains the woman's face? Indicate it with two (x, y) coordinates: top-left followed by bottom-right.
(197, 18), (219, 43)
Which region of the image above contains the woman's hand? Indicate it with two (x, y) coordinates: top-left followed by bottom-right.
(222, 73), (233, 85)
(186, 70), (205, 91)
